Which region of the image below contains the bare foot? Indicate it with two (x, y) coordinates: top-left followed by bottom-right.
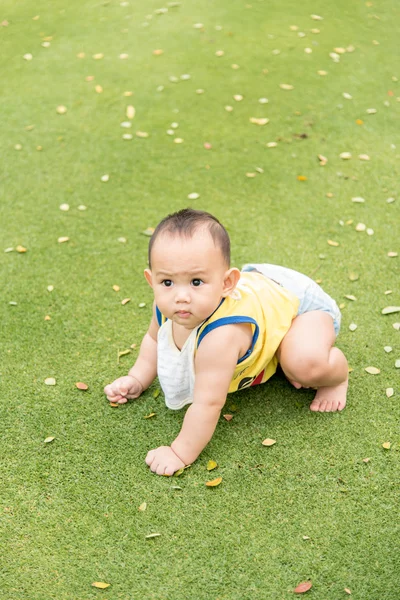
(309, 378), (348, 412)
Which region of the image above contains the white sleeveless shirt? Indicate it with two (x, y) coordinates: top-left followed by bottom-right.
(157, 319), (198, 410)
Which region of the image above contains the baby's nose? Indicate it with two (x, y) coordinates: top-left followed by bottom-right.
(175, 287), (190, 302)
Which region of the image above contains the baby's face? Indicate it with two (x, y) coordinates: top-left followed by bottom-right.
(146, 229), (231, 329)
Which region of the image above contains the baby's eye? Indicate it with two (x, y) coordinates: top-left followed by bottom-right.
(191, 278), (203, 287)
(161, 279), (173, 287)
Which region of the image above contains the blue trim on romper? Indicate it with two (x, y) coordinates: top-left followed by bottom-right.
(197, 316), (259, 364)
(155, 305), (164, 326)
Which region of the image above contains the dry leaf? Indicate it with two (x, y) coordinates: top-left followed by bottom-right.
(95, 85), (103, 94)
(223, 414), (233, 421)
(280, 83), (294, 90)
(153, 49), (164, 55)
(249, 117), (269, 125)
(233, 94), (243, 101)
(393, 323), (400, 331)
(57, 236), (69, 243)
(138, 502), (147, 511)
(16, 245), (27, 253)
(92, 582), (110, 589)
(384, 346), (392, 353)
(382, 306), (400, 315)
(382, 442), (391, 450)
(294, 581), (312, 594)
(344, 588), (352, 595)
(59, 203), (70, 211)
(112, 285), (120, 292)
(126, 105), (135, 119)
(121, 298), (131, 305)
(386, 388), (394, 398)
(145, 533), (161, 539)
(327, 240), (339, 247)
(207, 460), (218, 471)
(56, 105), (67, 114)
(92, 53), (104, 60)
(206, 477), (222, 487)
(365, 367), (380, 375)
(101, 174), (109, 182)
(297, 175), (307, 181)
(44, 436), (55, 444)
(344, 295), (356, 301)
(109, 402), (119, 407)
(355, 223), (366, 232)
(44, 377), (56, 386)
(262, 438), (276, 446)
(352, 197), (365, 203)
(136, 131), (149, 138)
(188, 192), (200, 200)
(143, 412), (156, 419)
(349, 323), (357, 331)
(387, 252), (398, 257)
(76, 382), (88, 390)
(318, 154), (328, 166)
(340, 152), (352, 160)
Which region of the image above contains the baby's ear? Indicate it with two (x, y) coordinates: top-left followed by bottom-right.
(222, 267), (241, 296)
(144, 268), (153, 287)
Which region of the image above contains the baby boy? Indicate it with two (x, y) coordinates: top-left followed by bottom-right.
(104, 209), (348, 476)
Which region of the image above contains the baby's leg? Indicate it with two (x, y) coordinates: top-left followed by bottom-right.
(276, 311), (348, 412)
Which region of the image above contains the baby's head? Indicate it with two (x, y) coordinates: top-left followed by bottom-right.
(148, 208), (230, 269)
(145, 208), (240, 327)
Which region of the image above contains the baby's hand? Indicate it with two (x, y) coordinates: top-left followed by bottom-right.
(104, 375), (143, 404)
(145, 446), (186, 476)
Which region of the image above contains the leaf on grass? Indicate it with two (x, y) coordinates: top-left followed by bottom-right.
(145, 533), (161, 539)
(136, 131), (149, 138)
(92, 582), (110, 589)
(339, 152), (352, 160)
(206, 477), (222, 487)
(249, 117), (269, 125)
(121, 298), (130, 305)
(76, 382), (88, 390)
(344, 295), (356, 301)
(302, 535), (310, 540)
(56, 105), (67, 114)
(223, 414), (233, 421)
(112, 285), (120, 292)
(387, 252), (398, 258)
(327, 240), (339, 246)
(174, 468), (184, 476)
(365, 366), (380, 375)
(118, 349), (131, 358)
(384, 346), (392, 353)
(44, 377), (56, 386)
(382, 442), (391, 450)
(262, 438), (276, 446)
(348, 273), (359, 281)
(386, 388), (394, 398)
(143, 412), (156, 419)
(344, 588), (352, 595)
(57, 237), (69, 243)
(126, 105), (135, 119)
(138, 502), (147, 511)
(280, 83), (294, 90)
(207, 460), (218, 471)
(153, 388), (160, 399)
(297, 175), (307, 181)
(142, 227), (155, 236)
(16, 245), (27, 253)
(294, 581), (312, 594)
(381, 306), (400, 315)
(44, 436), (55, 444)
(109, 402), (119, 407)
(362, 457), (370, 463)
(349, 324), (357, 331)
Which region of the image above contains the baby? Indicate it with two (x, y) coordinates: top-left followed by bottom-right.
(104, 208), (348, 476)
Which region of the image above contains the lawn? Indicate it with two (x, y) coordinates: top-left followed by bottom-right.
(1, 0), (399, 598)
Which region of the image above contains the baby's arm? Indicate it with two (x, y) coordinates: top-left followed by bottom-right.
(146, 324), (251, 475)
(104, 303), (159, 404)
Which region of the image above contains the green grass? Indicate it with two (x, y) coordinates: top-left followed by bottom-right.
(1, 0), (399, 598)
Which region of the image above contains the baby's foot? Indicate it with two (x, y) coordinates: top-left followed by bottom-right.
(309, 378), (348, 412)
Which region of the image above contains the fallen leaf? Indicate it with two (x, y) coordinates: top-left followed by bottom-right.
(138, 502), (147, 511)
(126, 105), (135, 119)
(349, 323), (357, 331)
(233, 94), (243, 101)
(382, 442), (391, 450)
(384, 345), (393, 353)
(153, 49), (164, 55)
(355, 223), (366, 232)
(118, 349), (131, 358)
(223, 414), (233, 421)
(386, 388), (394, 398)
(16, 245), (27, 253)
(302, 535), (310, 540)
(344, 295), (356, 301)
(297, 175), (307, 181)
(44, 377), (56, 386)
(109, 402), (119, 407)
(59, 203), (70, 211)
(95, 85), (103, 93)
(340, 152), (352, 160)
(365, 367), (380, 375)
(280, 83), (294, 90)
(349, 273), (359, 281)
(101, 174), (109, 182)
(382, 307), (400, 315)
(387, 252), (398, 258)
(142, 227), (155, 236)
(136, 131), (149, 138)
(92, 53), (104, 60)
(393, 323), (400, 331)
(112, 285), (120, 292)
(395, 359), (400, 369)
(207, 460), (218, 471)
(249, 117), (269, 125)
(57, 236), (69, 243)
(143, 412), (156, 419)
(294, 581), (312, 594)
(356, 119), (364, 125)
(56, 105), (67, 114)
(318, 154), (328, 166)
(262, 438), (276, 446)
(44, 436), (55, 444)
(206, 477), (222, 487)
(327, 240), (339, 247)
(359, 154), (370, 161)
(121, 298), (130, 305)
(145, 533), (161, 539)
(344, 588), (352, 595)
(92, 582), (110, 589)
(188, 192), (200, 200)
(153, 389), (160, 399)
(351, 197), (365, 204)
(362, 457), (370, 463)
(76, 382), (88, 390)
(23, 53), (33, 61)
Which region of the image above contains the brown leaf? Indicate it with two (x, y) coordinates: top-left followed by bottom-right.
(223, 414), (233, 421)
(76, 382), (88, 390)
(206, 477), (222, 487)
(294, 581), (312, 594)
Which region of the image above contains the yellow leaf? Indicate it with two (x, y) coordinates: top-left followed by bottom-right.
(382, 442), (391, 450)
(262, 438), (276, 446)
(138, 502), (147, 511)
(386, 388), (394, 398)
(92, 582), (110, 589)
(121, 298), (130, 305)
(297, 175), (307, 181)
(136, 131), (149, 138)
(206, 477), (222, 487)
(344, 295), (357, 301)
(126, 105), (135, 119)
(143, 412), (156, 419)
(142, 227), (155, 237)
(381, 306), (400, 315)
(327, 239), (339, 247)
(44, 377), (56, 386)
(145, 533), (161, 539)
(44, 436), (55, 444)
(207, 460), (218, 471)
(16, 245), (27, 253)
(365, 366), (380, 375)
(112, 285), (120, 292)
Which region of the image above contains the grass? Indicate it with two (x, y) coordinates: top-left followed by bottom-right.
(1, 0), (399, 598)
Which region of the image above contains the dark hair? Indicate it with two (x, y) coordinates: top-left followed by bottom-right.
(148, 208), (230, 268)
